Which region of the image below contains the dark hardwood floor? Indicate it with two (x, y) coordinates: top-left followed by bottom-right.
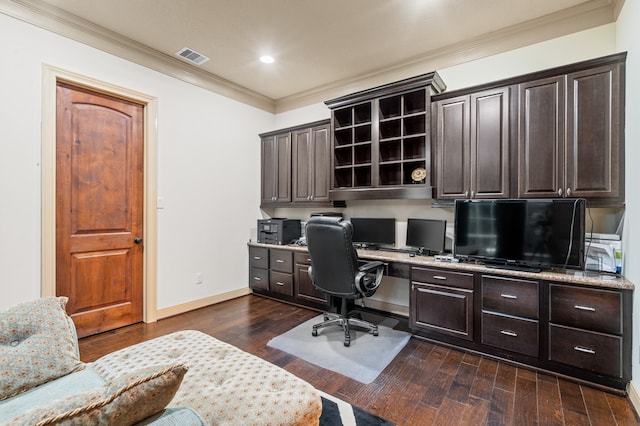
(78, 295), (639, 425)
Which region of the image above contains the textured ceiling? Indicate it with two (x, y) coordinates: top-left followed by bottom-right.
(26, 0), (620, 105)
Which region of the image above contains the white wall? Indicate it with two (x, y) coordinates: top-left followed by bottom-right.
(616, 0), (640, 397)
(0, 13), (273, 310)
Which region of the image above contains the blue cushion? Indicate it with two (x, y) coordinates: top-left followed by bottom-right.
(0, 366), (104, 421)
(137, 407), (206, 426)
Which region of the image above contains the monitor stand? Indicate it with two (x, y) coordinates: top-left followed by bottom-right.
(485, 262), (542, 273)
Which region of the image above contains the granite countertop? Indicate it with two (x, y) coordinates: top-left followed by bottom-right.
(248, 241), (634, 291)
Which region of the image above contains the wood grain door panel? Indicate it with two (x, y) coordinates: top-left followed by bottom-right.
(56, 82), (144, 338)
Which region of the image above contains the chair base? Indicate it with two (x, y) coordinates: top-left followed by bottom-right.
(311, 312), (379, 347)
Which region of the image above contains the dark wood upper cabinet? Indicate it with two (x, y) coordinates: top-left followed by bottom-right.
(434, 87), (510, 200)
(325, 73), (446, 200)
(261, 132), (291, 205)
(517, 59), (624, 202)
(292, 123), (331, 203)
(517, 75), (565, 198)
(260, 119), (331, 207)
(566, 63), (622, 200)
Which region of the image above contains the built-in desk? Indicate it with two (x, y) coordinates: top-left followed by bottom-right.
(248, 242), (634, 393)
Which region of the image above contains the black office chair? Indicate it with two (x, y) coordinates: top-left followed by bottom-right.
(305, 216), (385, 347)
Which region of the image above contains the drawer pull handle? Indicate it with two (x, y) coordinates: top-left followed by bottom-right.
(307, 258), (312, 262)
(574, 305), (596, 312)
(275, 282), (285, 286)
(500, 294), (518, 300)
(500, 330), (518, 337)
(253, 277), (261, 281)
(276, 259), (285, 263)
(253, 256), (262, 260)
(574, 346), (596, 355)
(432, 275), (447, 280)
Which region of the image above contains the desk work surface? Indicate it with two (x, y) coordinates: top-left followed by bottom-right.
(248, 242), (634, 291)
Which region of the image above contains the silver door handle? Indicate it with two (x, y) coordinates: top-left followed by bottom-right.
(574, 305), (596, 312)
(574, 346), (595, 355)
(500, 330), (518, 337)
(500, 294), (518, 300)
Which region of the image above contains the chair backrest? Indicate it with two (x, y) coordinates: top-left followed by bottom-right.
(305, 216), (359, 297)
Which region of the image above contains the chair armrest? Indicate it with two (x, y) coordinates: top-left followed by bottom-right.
(358, 261), (385, 273)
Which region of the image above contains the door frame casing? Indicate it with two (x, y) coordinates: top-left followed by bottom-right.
(41, 64), (158, 323)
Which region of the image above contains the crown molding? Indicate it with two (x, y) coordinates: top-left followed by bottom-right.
(1, 0), (276, 112)
(274, 0), (618, 113)
(1, 0), (619, 114)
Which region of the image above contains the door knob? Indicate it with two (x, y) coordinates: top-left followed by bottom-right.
(134, 237), (143, 244)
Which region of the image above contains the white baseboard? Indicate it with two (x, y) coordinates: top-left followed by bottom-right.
(155, 288), (251, 320)
(628, 380), (640, 415)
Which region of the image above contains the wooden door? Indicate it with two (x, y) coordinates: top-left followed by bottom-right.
(517, 76), (565, 198)
(470, 87), (510, 199)
(56, 82), (144, 338)
(566, 63), (621, 199)
(435, 95), (470, 199)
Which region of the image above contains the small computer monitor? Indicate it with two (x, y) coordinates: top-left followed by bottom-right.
(406, 218), (446, 254)
(350, 218), (396, 247)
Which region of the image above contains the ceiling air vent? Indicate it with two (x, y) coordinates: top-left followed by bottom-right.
(176, 47), (210, 65)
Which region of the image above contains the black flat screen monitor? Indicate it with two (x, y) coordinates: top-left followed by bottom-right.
(453, 198), (585, 271)
(406, 219), (447, 254)
(350, 218), (396, 247)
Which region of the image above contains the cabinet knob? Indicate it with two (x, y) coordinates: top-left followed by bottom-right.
(464, 190), (469, 198)
(470, 190), (475, 198)
(558, 188), (563, 197)
(566, 188), (572, 196)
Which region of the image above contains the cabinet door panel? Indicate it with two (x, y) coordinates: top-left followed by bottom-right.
(249, 267), (269, 290)
(566, 64), (621, 198)
(275, 134), (292, 202)
(311, 124), (331, 201)
(436, 96), (470, 199)
(549, 324), (622, 378)
(517, 76), (564, 198)
(482, 312), (538, 357)
(482, 275), (539, 319)
(295, 263), (328, 304)
(270, 271), (293, 296)
(549, 284), (622, 334)
(411, 282), (473, 340)
(261, 136), (277, 204)
(292, 129), (312, 202)
(471, 88), (510, 198)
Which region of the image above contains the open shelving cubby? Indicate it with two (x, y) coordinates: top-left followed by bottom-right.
(326, 72), (445, 199)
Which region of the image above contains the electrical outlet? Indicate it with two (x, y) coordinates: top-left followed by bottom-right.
(195, 272), (203, 284)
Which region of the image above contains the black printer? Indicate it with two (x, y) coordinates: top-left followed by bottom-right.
(257, 218), (301, 245)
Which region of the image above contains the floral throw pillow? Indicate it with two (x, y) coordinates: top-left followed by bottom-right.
(0, 297), (84, 401)
(8, 363), (188, 426)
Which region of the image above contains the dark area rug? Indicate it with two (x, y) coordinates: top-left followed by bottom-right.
(320, 392), (395, 426)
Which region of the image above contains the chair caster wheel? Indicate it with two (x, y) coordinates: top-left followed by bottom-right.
(344, 340), (350, 347)
(312, 329), (318, 337)
(323, 315), (330, 321)
(373, 330), (379, 336)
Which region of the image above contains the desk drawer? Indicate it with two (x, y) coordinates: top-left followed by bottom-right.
(411, 267), (473, 290)
(294, 251), (312, 265)
(270, 249), (293, 273)
(482, 276), (539, 319)
(270, 271), (293, 296)
(482, 312), (538, 357)
(549, 324), (622, 378)
(249, 247), (269, 269)
(549, 284), (622, 335)
(249, 267), (269, 290)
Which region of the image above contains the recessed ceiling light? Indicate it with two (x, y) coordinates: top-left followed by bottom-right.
(260, 55), (275, 64)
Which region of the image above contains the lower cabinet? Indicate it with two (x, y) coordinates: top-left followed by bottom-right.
(294, 252), (327, 304)
(548, 284), (624, 378)
(248, 245), (327, 307)
(410, 267), (474, 341)
(481, 275), (539, 357)
(409, 265), (631, 391)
